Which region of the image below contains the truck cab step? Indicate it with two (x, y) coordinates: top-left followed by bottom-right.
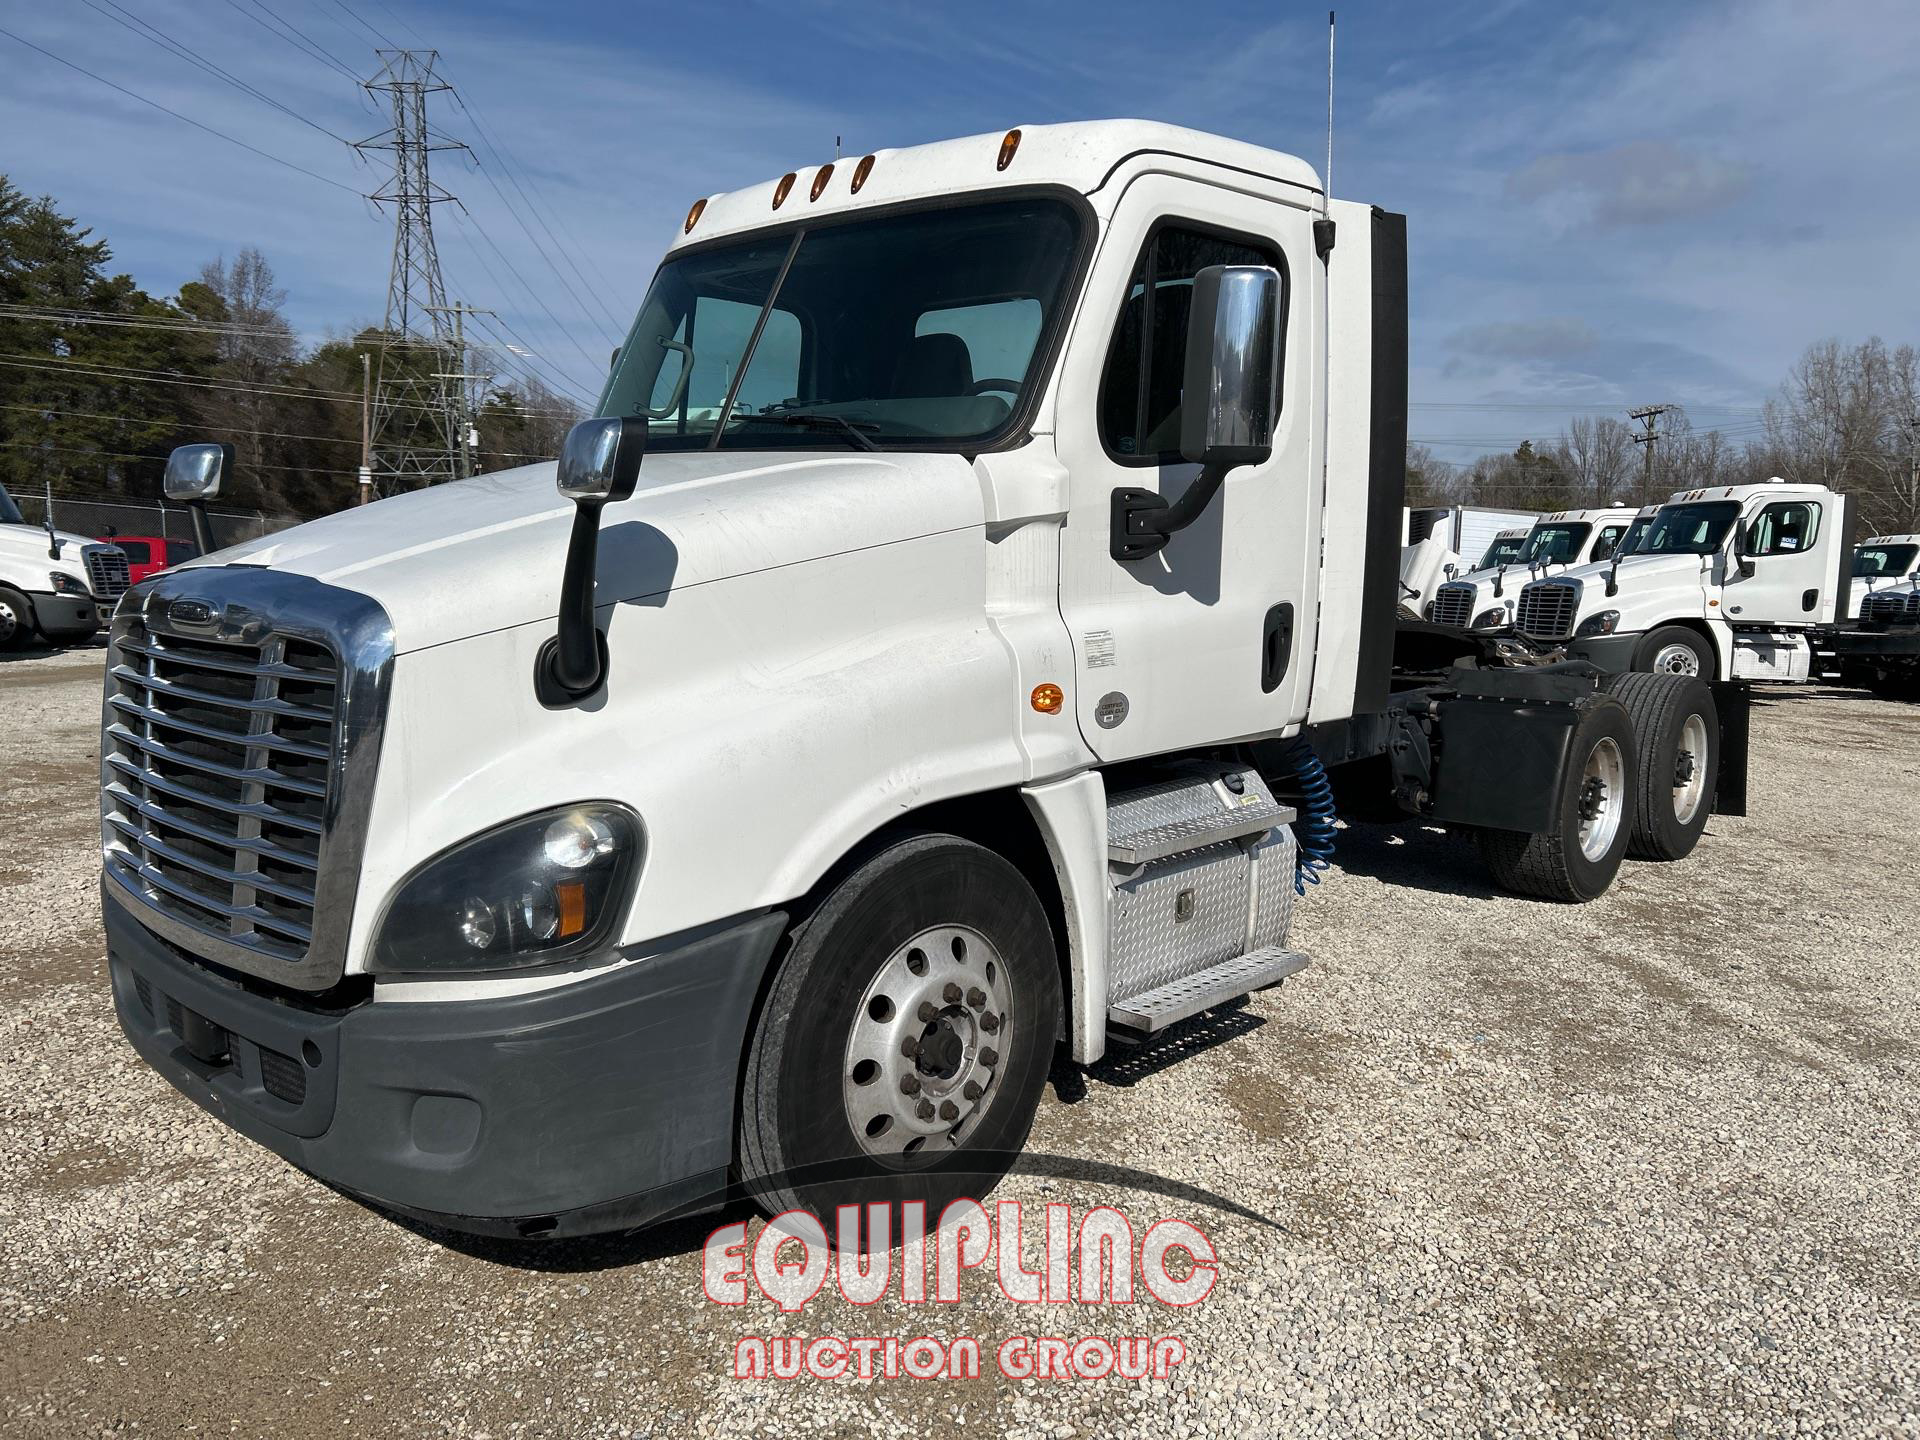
(1106, 946), (1309, 1039)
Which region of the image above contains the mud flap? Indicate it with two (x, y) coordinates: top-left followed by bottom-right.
(1710, 681), (1749, 817)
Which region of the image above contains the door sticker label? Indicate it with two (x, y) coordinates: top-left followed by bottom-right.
(1082, 631), (1116, 669)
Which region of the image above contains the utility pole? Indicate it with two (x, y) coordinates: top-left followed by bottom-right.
(358, 351), (372, 505)
(1629, 404), (1671, 506)
(355, 50), (469, 497)
(427, 300), (495, 480)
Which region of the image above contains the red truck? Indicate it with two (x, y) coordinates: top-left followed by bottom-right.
(98, 534), (198, 586)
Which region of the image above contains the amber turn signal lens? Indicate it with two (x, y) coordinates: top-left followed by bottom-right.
(1030, 682), (1063, 714)
(996, 128), (1021, 171)
(809, 164), (834, 201)
(851, 153), (876, 193)
(555, 881), (587, 939)
(683, 197), (707, 233)
(772, 171), (796, 208)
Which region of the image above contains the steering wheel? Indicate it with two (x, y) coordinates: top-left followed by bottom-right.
(968, 378), (1021, 396)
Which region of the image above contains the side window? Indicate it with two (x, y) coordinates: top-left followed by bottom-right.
(1749, 501), (1821, 556)
(1592, 525), (1626, 562)
(117, 540), (151, 564)
(1098, 224), (1284, 463)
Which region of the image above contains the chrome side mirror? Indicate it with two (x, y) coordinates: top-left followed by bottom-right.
(541, 418), (646, 703)
(1111, 264), (1283, 562)
(164, 443), (232, 555)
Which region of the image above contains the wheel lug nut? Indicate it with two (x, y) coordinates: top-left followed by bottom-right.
(966, 987), (986, 1008)
(900, 1074), (920, 1095)
(980, 1012), (1001, 1034)
(980, 1047), (1000, 1068)
(916, 1099), (935, 1120)
(900, 1036), (920, 1059)
(939, 1100), (959, 1121)
(917, 1001), (938, 1022)
(963, 1080), (983, 1101)
(942, 982), (963, 1004)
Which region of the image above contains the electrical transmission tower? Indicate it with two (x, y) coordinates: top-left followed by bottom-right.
(1628, 404), (1672, 506)
(355, 50), (471, 496)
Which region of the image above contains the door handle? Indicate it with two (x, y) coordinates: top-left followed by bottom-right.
(1261, 603), (1294, 693)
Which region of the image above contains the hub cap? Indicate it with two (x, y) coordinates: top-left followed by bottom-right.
(1576, 736), (1626, 862)
(1651, 642), (1702, 676)
(842, 925), (1012, 1169)
(0, 597), (17, 643)
(1672, 713), (1710, 825)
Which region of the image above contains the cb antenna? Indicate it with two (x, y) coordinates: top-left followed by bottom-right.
(1313, 10), (1338, 259)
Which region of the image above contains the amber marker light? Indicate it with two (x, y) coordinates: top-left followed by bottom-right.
(555, 881), (588, 939)
(810, 164), (834, 201)
(683, 198), (707, 233)
(1030, 682), (1064, 714)
(996, 128), (1022, 171)
(850, 153), (876, 192)
(772, 171), (797, 208)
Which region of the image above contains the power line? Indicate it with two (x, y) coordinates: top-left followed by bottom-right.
(0, 23), (365, 197)
(76, 0), (354, 145)
(225, 0), (362, 83)
(326, 0), (395, 49)
(445, 203), (606, 383)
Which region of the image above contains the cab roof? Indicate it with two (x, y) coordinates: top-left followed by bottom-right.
(670, 120), (1324, 249)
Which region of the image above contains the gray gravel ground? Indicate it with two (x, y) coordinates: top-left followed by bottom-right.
(2, 642), (1917, 1438)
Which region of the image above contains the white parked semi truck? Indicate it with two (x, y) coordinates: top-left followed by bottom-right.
(0, 483), (129, 648)
(1426, 506), (1635, 632)
(1848, 535), (1920, 619)
(101, 121), (1742, 1241)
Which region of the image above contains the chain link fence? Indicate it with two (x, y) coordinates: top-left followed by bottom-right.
(16, 494), (299, 551)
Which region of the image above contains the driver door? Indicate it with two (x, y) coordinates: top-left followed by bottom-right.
(1053, 175), (1321, 762)
(1724, 495), (1841, 624)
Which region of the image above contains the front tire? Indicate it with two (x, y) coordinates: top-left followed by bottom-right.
(1603, 672), (1719, 860)
(737, 833), (1061, 1241)
(1632, 625), (1714, 679)
(0, 586), (34, 650)
(1477, 696), (1639, 902)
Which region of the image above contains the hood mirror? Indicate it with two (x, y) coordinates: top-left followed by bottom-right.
(164, 443), (232, 554)
(1111, 264), (1282, 562)
(540, 417), (645, 703)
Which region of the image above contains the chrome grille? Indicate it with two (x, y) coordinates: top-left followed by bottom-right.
(83, 544), (131, 597)
(1863, 590), (1919, 624)
(1516, 580), (1580, 639)
(1429, 583), (1476, 628)
(102, 620), (337, 963)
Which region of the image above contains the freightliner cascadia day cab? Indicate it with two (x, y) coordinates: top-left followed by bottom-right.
(101, 121), (1744, 1242)
(0, 483), (130, 648)
(1849, 535), (1920, 620)
(1426, 506), (1635, 632)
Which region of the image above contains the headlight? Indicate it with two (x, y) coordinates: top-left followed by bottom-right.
(49, 572), (87, 595)
(371, 803), (642, 973)
(1576, 610), (1622, 637)
(1472, 608), (1507, 629)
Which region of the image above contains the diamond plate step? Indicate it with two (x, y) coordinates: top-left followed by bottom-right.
(1106, 947), (1309, 1038)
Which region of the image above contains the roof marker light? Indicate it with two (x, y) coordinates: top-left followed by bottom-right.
(851, 153), (876, 193)
(810, 163), (834, 201)
(772, 171), (797, 209)
(683, 198), (707, 233)
(996, 128), (1021, 171)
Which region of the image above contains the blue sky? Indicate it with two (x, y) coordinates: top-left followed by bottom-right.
(4, 0), (1916, 458)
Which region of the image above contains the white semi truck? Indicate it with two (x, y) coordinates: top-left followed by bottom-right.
(1848, 535), (1920, 619)
(0, 483), (129, 648)
(1426, 506), (1636, 631)
(101, 121), (1740, 1241)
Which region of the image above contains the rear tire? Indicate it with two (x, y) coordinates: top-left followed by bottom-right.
(1632, 625), (1714, 679)
(1476, 696), (1638, 902)
(737, 833), (1061, 1244)
(0, 586), (33, 650)
(1602, 672), (1719, 860)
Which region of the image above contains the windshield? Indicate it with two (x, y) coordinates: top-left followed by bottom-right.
(1853, 543), (1918, 577)
(1617, 517), (1653, 556)
(1475, 536), (1525, 570)
(1639, 501), (1740, 555)
(1519, 523), (1591, 565)
(0, 484), (22, 526)
(600, 197), (1083, 452)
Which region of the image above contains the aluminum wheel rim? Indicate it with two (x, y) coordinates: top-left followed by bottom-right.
(1672, 713), (1709, 826)
(842, 924), (1013, 1170)
(1651, 642), (1701, 676)
(0, 598), (17, 643)
(1576, 736), (1626, 862)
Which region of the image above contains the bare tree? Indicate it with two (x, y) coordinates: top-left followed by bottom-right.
(1552, 416), (1633, 506)
(1404, 441), (1461, 507)
(1763, 337), (1919, 529)
(181, 247), (298, 492)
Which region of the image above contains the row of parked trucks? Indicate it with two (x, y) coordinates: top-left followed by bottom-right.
(89, 120), (1920, 1247)
(0, 483), (198, 649)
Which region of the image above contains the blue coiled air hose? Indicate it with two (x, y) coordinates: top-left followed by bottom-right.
(1275, 735), (1336, 895)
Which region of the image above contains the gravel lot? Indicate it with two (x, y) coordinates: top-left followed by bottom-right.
(2, 642), (1917, 1439)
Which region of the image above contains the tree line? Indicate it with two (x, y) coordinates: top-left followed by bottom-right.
(0, 175), (582, 521)
(1409, 338), (1920, 534)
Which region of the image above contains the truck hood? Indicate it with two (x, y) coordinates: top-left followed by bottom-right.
(199, 450), (983, 654)
(1550, 552), (1704, 591)
(1, 522), (109, 580)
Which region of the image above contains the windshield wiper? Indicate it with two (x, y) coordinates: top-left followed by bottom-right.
(753, 412), (882, 451)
